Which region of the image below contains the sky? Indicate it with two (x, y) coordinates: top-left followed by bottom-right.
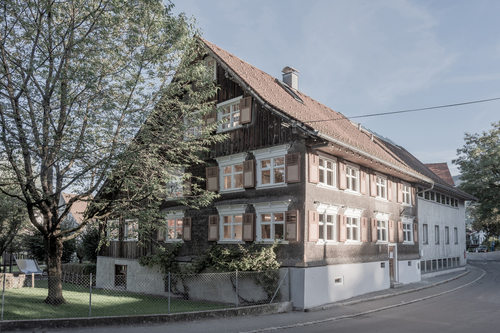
(172, 0), (500, 176)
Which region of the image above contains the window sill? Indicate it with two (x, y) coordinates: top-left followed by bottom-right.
(164, 240), (184, 243)
(402, 203), (412, 207)
(403, 241), (415, 245)
(256, 183), (287, 190)
(316, 241), (339, 245)
(343, 241), (362, 245)
(256, 239), (289, 245)
(220, 188), (245, 194)
(217, 125), (243, 134)
(343, 190), (361, 196)
(376, 241), (388, 245)
(217, 240), (246, 245)
(317, 183), (338, 190)
(375, 197), (389, 202)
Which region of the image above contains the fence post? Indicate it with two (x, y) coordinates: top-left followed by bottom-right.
(288, 267), (291, 302)
(1, 274), (5, 321)
(235, 270), (238, 308)
(89, 273), (92, 317)
(168, 272), (171, 315)
(32, 273), (34, 288)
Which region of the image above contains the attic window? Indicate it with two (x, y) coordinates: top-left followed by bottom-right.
(276, 79), (303, 104)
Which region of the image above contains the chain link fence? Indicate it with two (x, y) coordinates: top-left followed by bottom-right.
(0, 268), (290, 321)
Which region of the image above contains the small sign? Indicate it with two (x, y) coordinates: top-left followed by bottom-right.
(389, 252), (394, 259)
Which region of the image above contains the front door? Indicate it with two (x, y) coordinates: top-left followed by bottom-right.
(389, 245), (397, 282)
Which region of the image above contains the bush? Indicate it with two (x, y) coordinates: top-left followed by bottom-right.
(61, 263), (96, 275)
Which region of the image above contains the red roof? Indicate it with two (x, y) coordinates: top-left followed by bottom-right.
(425, 163), (455, 186)
(61, 193), (90, 224)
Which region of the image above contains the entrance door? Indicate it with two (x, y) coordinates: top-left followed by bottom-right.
(389, 246), (397, 282)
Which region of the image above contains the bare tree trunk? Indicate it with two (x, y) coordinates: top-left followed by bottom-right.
(44, 234), (66, 305)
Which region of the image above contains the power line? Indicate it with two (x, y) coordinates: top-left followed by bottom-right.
(304, 97), (500, 123)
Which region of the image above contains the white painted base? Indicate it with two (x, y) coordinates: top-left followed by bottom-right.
(397, 259), (421, 284)
(422, 266), (465, 279)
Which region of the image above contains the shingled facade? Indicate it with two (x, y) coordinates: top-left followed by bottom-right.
(97, 38), (476, 309)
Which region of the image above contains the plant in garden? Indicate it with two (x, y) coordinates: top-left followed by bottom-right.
(0, 0), (222, 305)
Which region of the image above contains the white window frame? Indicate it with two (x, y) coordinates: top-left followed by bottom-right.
(422, 224), (428, 244)
(375, 212), (390, 243)
(254, 201), (290, 243)
(316, 203), (341, 243)
(318, 157), (337, 188)
(216, 153), (246, 193)
(402, 216), (414, 244)
(216, 205), (247, 244)
(217, 96), (242, 133)
(345, 164), (360, 194)
(204, 56), (217, 80)
(107, 219), (119, 241)
(253, 145), (290, 189)
(124, 219), (138, 241)
(184, 111), (202, 141)
(376, 174), (387, 200)
(165, 211), (185, 243)
(344, 207), (363, 243)
(402, 182), (412, 205)
(165, 167), (185, 201)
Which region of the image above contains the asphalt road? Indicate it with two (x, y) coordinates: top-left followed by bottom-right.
(51, 253), (500, 333)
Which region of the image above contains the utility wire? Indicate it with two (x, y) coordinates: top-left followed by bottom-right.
(304, 97), (500, 123)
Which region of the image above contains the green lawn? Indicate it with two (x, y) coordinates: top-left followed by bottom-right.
(2, 280), (229, 321)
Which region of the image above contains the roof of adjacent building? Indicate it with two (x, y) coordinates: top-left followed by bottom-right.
(425, 163), (455, 186)
(61, 193), (90, 224)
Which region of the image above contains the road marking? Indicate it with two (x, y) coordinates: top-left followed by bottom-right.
(237, 268), (486, 333)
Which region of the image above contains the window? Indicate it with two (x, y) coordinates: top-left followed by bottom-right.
(124, 219), (138, 241)
(319, 158), (336, 187)
(165, 168), (185, 200)
(435, 225), (440, 244)
(254, 201), (290, 242)
(430, 191), (435, 201)
(346, 166), (359, 192)
(424, 191), (429, 200)
(253, 145), (290, 188)
(107, 220), (119, 241)
(184, 111), (202, 140)
(377, 220), (387, 242)
(436, 193), (441, 204)
(402, 183), (411, 205)
(454, 227), (458, 244)
(446, 196), (450, 205)
(223, 164), (243, 190)
(346, 217), (359, 241)
(417, 187), (423, 197)
(319, 214), (336, 241)
(403, 223), (412, 242)
(376, 176), (387, 199)
(216, 205), (246, 242)
(422, 224), (428, 244)
(445, 227), (450, 244)
(204, 56), (217, 80)
(455, 199), (458, 207)
(165, 211), (184, 242)
(217, 96), (242, 132)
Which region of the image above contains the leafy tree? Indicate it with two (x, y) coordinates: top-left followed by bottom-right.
(23, 226), (77, 264)
(454, 121), (500, 237)
(76, 225), (99, 263)
(0, 0), (221, 305)
(0, 191), (28, 260)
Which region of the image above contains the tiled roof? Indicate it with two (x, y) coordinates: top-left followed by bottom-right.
(425, 163), (455, 186)
(199, 38), (432, 183)
(61, 193), (90, 224)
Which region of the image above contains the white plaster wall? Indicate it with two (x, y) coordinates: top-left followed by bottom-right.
(418, 198), (466, 265)
(291, 262), (390, 309)
(397, 259), (421, 284)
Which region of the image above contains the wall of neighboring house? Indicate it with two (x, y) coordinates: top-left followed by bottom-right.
(418, 191), (466, 275)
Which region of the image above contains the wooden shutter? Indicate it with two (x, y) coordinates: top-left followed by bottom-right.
(397, 182), (403, 203)
(338, 161), (347, 190)
(239, 96), (252, 124)
(208, 215), (219, 241)
(338, 215), (347, 242)
(413, 223), (419, 243)
(308, 211), (320, 242)
(389, 220), (395, 243)
(285, 153), (301, 183)
(182, 217), (191, 241)
(398, 221), (404, 243)
(204, 109), (217, 125)
(360, 170), (367, 194)
(157, 227), (165, 242)
(387, 179), (393, 201)
(411, 187), (416, 205)
(371, 218), (378, 243)
(242, 213), (255, 241)
(243, 159), (256, 188)
(308, 153), (319, 184)
(206, 166), (219, 191)
(361, 217), (368, 242)
(285, 210), (299, 241)
(370, 174), (377, 197)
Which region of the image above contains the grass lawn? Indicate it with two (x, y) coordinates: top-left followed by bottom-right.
(2, 280), (230, 321)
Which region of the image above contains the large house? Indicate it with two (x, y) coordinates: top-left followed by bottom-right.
(97, 38), (476, 310)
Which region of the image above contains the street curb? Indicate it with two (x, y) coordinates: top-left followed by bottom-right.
(304, 269), (471, 312)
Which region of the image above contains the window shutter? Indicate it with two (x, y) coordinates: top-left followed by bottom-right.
(413, 223), (419, 243)
(371, 218), (378, 243)
(157, 227), (165, 242)
(361, 217), (368, 242)
(397, 182), (403, 203)
(360, 170), (367, 194)
(411, 187), (416, 205)
(208, 215), (219, 241)
(243, 159), (256, 188)
(308, 211), (319, 242)
(285, 153), (301, 183)
(183, 178), (192, 196)
(242, 213), (255, 241)
(206, 166), (219, 191)
(370, 174), (377, 197)
(338, 215), (347, 242)
(239, 96), (252, 124)
(389, 220), (395, 243)
(204, 109), (217, 125)
(338, 161), (347, 190)
(182, 217), (191, 241)
(285, 210), (299, 241)
(387, 179), (393, 201)
(308, 153), (319, 184)
(397, 221), (403, 243)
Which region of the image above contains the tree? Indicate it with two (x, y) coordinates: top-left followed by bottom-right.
(0, 190), (27, 261)
(76, 224), (99, 263)
(454, 121), (500, 237)
(0, 0), (221, 305)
